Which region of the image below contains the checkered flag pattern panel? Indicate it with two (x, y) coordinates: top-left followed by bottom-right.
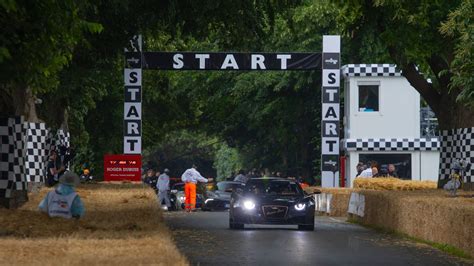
(1, 117), (55, 199)
(11, 117), (27, 191)
(439, 128), (474, 182)
(25, 123), (49, 183)
(342, 64), (402, 77)
(56, 129), (71, 170)
(57, 129), (70, 148)
(0, 117), (28, 198)
(0, 117), (12, 198)
(344, 138), (440, 151)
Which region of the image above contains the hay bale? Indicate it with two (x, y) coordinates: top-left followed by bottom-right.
(0, 183), (188, 265)
(354, 190), (474, 258)
(353, 177), (437, 191)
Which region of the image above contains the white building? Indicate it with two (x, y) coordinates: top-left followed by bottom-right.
(341, 64), (440, 187)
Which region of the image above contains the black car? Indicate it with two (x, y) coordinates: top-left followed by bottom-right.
(202, 181), (245, 211)
(229, 178), (315, 230)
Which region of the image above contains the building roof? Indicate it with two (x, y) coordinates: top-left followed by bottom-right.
(342, 64), (402, 78)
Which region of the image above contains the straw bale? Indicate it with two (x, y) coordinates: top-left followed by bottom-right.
(305, 186), (355, 195)
(353, 177), (437, 191)
(355, 189), (474, 258)
(309, 185), (474, 257)
(0, 183), (188, 265)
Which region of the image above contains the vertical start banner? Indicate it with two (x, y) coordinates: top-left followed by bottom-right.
(321, 36), (340, 187)
(124, 35), (142, 154)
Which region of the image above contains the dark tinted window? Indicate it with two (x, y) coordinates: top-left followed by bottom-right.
(359, 85), (379, 112)
(217, 182), (243, 192)
(172, 184), (184, 191)
(245, 180), (302, 195)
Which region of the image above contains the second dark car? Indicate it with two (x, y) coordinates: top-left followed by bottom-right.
(202, 181), (245, 211)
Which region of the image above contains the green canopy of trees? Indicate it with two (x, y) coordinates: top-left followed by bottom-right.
(1, 0), (473, 182)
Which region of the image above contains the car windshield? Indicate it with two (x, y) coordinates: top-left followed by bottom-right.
(217, 182), (242, 192)
(245, 180), (301, 196)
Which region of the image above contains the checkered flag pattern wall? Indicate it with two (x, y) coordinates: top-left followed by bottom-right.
(0, 117), (27, 198)
(25, 123), (49, 183)
(57, 129), (70, 148)
(342, 64), (402, 77)
(344, 138), (440, 151)
(439, 127), (474, 182)
(0, 118), (13, 198)
(11, 117), (27, 192)
(1, 117), (63, 199)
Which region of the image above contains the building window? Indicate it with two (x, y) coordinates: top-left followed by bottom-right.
(358, 85), (379, 112)
(359, 153), (411, 179)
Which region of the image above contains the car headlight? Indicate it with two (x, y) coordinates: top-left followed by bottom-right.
(179, 196), (185, 201)
(243, 200), (256, 210)
(205, 198), (214, 204)
(294, 203), (306, 211)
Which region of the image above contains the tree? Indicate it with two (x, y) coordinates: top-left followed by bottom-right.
(0, 0), (102, 121)
(335, 0), (474, 129)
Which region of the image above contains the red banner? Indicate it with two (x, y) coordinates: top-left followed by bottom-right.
(104, 154), (142, 181)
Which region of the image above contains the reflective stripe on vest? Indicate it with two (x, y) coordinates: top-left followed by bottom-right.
(46, 190), (77, 219)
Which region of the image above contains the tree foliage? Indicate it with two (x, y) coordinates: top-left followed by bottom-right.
(334, 0), (474, 129)
(4, 0), (473, 182)
(0, 0), (102, 114)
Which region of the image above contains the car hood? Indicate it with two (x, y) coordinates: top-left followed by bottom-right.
(243, 194), (302, 205)
(210, 191), (231, 200)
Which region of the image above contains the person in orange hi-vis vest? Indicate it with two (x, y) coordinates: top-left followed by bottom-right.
(181, 164), (209, 212)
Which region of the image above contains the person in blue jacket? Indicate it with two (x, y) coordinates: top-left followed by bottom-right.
(39, 171), (85, 219)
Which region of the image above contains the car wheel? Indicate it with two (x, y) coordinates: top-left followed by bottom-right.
(298, 224), (315, 231)
(229, 218), (244, 229)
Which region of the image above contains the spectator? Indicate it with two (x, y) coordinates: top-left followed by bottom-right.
(234, 170), (248, 183)
(356, 162), (365, 177)
(387, 164), (398, 177)
(298, 177), (309, 189)
(80, 168), (93, 183)
(149, 169), (160, 193)
(372, 167), (380, 177)
(157, 168), (171, 210)
(38, 172), (85, 219)
(46, 151), (64, 187)
(359, 161), (377, 178)
(143, 169), (155, 186)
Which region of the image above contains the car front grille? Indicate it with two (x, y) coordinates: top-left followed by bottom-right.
(262, 205), (288, 219)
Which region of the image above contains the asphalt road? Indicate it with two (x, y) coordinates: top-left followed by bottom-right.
(164, 211), (471, 266)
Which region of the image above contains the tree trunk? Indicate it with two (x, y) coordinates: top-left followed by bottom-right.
(435, 95), (474, 130)
(402, 64), (474, 188)
(12, 87), (40, 123)
(402, 62), (474, 130)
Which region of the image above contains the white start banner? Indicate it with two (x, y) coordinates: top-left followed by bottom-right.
(321, 35), (341, 188)
(124, 35), (142, 154)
